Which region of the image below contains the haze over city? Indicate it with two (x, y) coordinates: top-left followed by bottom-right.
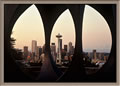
(11, 4), (112, 53)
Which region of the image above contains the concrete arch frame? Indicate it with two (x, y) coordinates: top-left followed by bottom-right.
(4, 4), (116, 82)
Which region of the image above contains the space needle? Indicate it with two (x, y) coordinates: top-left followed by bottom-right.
(56, 33), (62, 65)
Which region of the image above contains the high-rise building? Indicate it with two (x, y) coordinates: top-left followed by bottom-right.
(93, 49), (97, 60)
(23, 46), (28, 60)
(64, 45), (67, 52)
(36, 46), (42, 59)
(51, 43), (56, 53)
(34, 46), (41, 62)
(51, 43), (56, 62)
(56, 33), (62, 65)
(32, 40), (37, 58)
(68, 42), (73, 55)
(61, 49), (66, 60)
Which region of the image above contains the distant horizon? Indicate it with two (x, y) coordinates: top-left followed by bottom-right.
(14, 39), (111, 53)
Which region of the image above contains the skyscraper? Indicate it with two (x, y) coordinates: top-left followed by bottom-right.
(51, 43), (56, 53)
(32, 40), (37, 58)
(51, 43), (56, 62)
(68, 42), (73, 55)
(36, 46), (41, 59)
(23, 46), (28, 60)
(64, 45), (67, 52)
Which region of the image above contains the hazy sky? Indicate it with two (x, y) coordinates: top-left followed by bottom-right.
(50, 9), (75, 49)
(11, 5), (45, 51)
(11, 4), (112, 53)
(82, 5), (112, 52)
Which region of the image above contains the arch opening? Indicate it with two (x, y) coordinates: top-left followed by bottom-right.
(50, 9), (76, 73)
(11, 4), (45, 79)
(82, 5), (112, 75)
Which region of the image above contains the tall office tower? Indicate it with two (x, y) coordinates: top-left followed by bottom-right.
(23, 46), (28, 60)
(64, 45), (67, 52)
(56, 33), (62, 65)
(36, 46), (41, 59)
(60, 39), (62, 51)
(93, 49), (97, 60)
(51, 43), (56, 62)
(68, 42), (73, 55)
(32, 40), (37, 58)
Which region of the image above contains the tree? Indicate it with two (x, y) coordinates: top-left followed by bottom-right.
(10, 37), (16, 49)
(10, 36), (23, 60)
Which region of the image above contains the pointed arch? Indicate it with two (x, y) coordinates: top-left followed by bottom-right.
(11, 4), (45, 51)
(50, 9), (75, 64)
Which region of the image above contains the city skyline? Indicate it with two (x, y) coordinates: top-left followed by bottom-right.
(22, 39), (109, 64)
(20, 39), (110, 54)
(11, 4), (112, 53)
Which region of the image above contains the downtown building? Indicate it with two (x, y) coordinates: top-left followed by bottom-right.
(31, 40), (37, 62)
(51, 43), (56, 62)
(23, 46), (28, 60)
(64, 45), (67, 52)
(68, 42), (74, 55)
(36, 46), (42, 59)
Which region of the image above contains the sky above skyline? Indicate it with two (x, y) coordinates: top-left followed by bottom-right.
(50, 9), (75, 49)
(11, 4), (112, 53)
